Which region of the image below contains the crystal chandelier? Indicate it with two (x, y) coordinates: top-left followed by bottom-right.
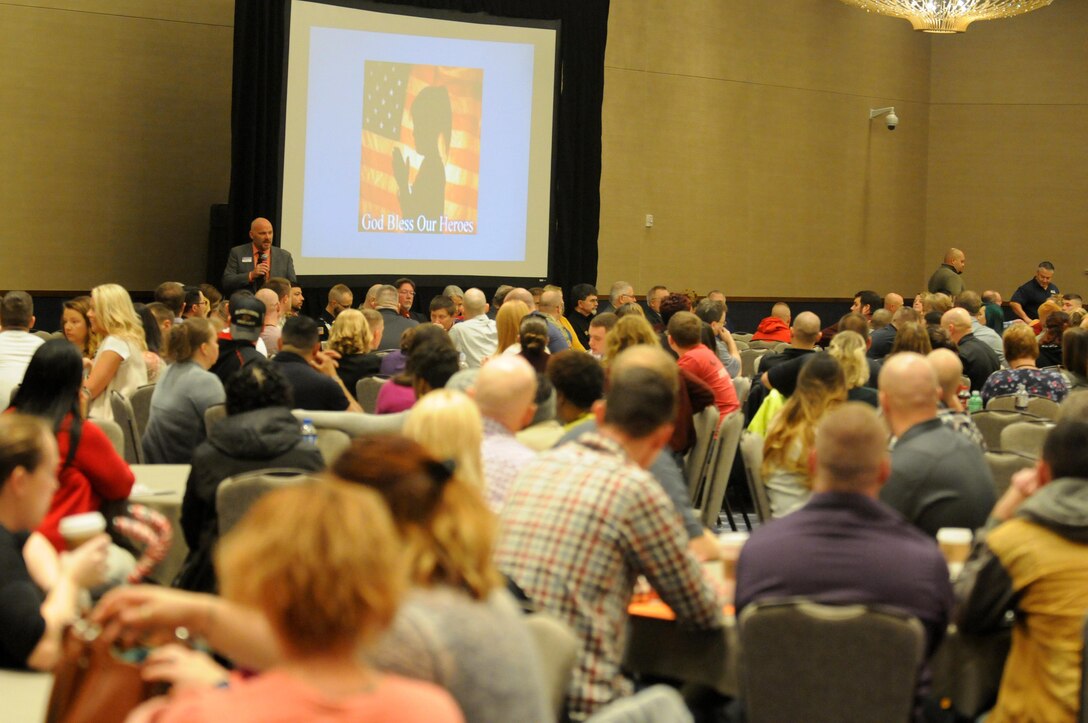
(837, 0), (1055, 33)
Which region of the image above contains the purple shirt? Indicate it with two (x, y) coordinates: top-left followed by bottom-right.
(736, 492), (952, 658)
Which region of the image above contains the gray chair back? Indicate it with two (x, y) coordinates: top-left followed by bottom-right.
(987, 394), (1061, 420)
(739, 432), (771, 523)
(696, 411), (744, 527)
(108, 391), (143, 463)
(984, 450), (1036, 497)
(733, 339), (750, 351)
(315, 427), (351, 465)
(95, 418), (126, 458)
(129, 383), (156, 441)
(740, 349), (770, 378)
(355, 377), (387, 414)
(739, 599), (925, 723)
(216, 468), (316, 537)
(999, 420), (1053, 458)
(523, 612), (580, 720)
(586, 685), (692, 723)
(747, 339), (780, 350)
(683, 407), (721, 501)
(204, 403), (227, 436)
(732, 375), (752, 410)
(971, 409), (1039, 451)
(732, 333), (753, 342)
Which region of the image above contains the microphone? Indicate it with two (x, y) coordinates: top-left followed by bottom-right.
(257, 251), (268, 278)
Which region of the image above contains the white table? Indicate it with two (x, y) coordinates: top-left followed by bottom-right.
(128, 464), (190, 585)
(0, 669), (52, 722)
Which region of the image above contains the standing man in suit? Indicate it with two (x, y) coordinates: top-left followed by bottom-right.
(221, 217), (297, 295)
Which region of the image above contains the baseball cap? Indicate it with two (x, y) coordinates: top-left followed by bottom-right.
(229, 292), (265, 342)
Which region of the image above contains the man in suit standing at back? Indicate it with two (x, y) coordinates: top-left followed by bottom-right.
(221, 217), (297, 295)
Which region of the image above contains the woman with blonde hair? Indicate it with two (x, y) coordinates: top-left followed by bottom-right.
(84, 283), (148, 421)
(761, 353), (848, 517)
(141, 318), (225, 464)
(403, 389), (485, 492)
(97, 482), (461, 721)
(602, 314), (659, 366)
(495, 300), (529, 354)
(829, 331), (878, 406)
(327, 309), (380, 395)
(332, 435), (549, 722)
(61, 295), (99, 361)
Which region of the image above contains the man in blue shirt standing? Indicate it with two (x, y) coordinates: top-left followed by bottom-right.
(1009, 261), (1058, 325)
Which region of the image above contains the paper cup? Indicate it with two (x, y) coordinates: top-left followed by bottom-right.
(718, 531), (750, 582)
(937, 527), (973, 565)
(59, 511), (106, 549)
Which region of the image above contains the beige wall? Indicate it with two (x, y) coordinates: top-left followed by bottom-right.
(2, 1), (1080, 299)
(925, 2), (1088, 302)
(599, 0), (1084, 301)
(0, 0), (234, 292)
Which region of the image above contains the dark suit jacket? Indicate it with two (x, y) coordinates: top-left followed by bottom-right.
(221, 244), (297, 295)
(377, 308), (418, 351)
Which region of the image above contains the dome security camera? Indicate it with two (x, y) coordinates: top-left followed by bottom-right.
(870, 106), (899, 131)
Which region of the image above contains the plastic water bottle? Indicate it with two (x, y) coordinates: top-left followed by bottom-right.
(301, 418), (318, 447)
(967, 391), (983, 414)
(1015, 383), (1029, 411)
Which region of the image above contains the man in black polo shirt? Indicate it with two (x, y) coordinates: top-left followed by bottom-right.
(1009, 261), (1059, 325)
(565, 283), (598, 349)
(272, 316), (360, 412)
(942, 308), (1000, 392)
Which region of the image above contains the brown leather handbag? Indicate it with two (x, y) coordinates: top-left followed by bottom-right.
(45, 620), (164, 723)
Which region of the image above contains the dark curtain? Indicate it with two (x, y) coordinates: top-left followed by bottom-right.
(222, 0), (609, 292)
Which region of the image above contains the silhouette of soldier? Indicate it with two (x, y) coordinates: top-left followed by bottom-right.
(392, 85), (452, 222)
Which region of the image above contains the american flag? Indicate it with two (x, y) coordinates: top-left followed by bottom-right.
(359, 62), (482, 232)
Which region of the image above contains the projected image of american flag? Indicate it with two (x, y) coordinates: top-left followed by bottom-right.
(359, 61), (482, 234)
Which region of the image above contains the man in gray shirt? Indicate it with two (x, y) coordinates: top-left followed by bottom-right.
(878, 353), (996, 536)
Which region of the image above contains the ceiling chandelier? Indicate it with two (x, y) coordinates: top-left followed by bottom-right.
(837, 0), (1055, 33)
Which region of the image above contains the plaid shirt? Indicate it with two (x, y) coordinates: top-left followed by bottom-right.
(495, 433), (722, 719)
(482, 417), (538, 512)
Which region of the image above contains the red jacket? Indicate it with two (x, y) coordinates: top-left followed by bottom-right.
(752, 316), (792, 343)
(37, 415), (135, 551)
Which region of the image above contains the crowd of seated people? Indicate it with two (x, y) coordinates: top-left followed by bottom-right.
(1, 252), (1088, 721)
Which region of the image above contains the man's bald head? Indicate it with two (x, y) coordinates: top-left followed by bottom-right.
(927, 348), (964, 399)
(608, 344), (679, 396)
(771, 302), (791, 322)
(941, 307), (973, 343)
(462, 288), (487, 318)
(249, 217), (274, 252)
(791, 311), (822, 347)
(504, 287), (535, 310)
(472, 355), (538, 431)
(812, 403), (890, 495)
(944, 247), (966, 275)
(539, 290), (562, 315)
(255, 288), (279, 323)
(884, 293), (904, 314)
(603, 346), (678, 439)
(879, 352), (940, 433)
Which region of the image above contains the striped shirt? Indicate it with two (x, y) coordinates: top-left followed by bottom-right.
(495, 433), (722, 719)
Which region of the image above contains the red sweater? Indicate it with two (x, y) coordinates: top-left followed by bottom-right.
(751, 316), (792, 343)
(37, 416), (135, 551)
